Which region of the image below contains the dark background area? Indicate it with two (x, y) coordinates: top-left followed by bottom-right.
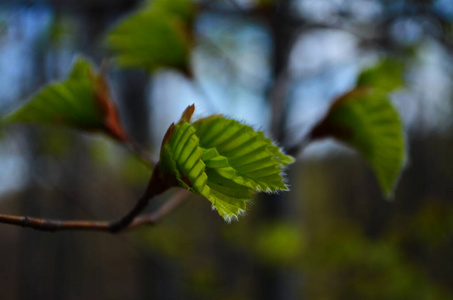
(0, 0), (452, 299)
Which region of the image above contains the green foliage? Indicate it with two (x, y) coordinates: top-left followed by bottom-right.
(49, 14), (77, 47)
(303, 223), (451, 299)
(312, 89), (405, 196)
(5, 57), (127, 140)
(311, 59), (406, 197)
(145, 0), (195, 21)
(107, 0), (195, 74)
(6, 58), (101, 128)
(194, 115), (293, 191)
(159, 105), (294, 221)
(358, 58), (405, 92)
(255, 222), (304, 266)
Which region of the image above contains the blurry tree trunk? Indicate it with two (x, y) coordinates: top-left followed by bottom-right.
(109, 2), (178, 297)
(18, 5), (117, 299)
(74, 1), (175, 298)
(256, 1), (299, 300)
(18, 29), (56, 300)
(117, 71), (150, 146)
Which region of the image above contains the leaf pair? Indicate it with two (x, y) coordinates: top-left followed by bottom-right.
(159, 105), (294, 221)
(5, 57), (127, 141)
(310, 59), (406, 197)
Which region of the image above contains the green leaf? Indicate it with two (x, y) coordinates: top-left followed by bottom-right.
(146, 0), (195, 21)
(193, 116), (293, 192)
(5, 57), (127, 140)
(6, 59), (101, 128)
(107, 0), (195, 74)
(311, 89), (405, 197)
(159, 105), (294, 221)
(357, 59), (405, 92)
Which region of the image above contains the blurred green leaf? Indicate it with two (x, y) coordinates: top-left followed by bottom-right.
(49, 14), (77, 47)
(357, 58), (405, 92)
(5, 57), (127, 141)
(146, 0), (195, 21)
(107, 0), (195, 74)
(159, 105), (294, 221)
(6, 58), (101, 128)
(255, 222), (304, 266)
(311, 88), (405, 197)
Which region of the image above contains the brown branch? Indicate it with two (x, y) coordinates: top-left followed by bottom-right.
(0, 190), (190, 233)
(0, 214), (110, 232)
(109, 166), (169, 232)
(126, 189), (190, 229)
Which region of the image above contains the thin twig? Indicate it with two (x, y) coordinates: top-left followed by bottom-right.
(103, 165), (169, 232)
(0, 190), (190, 233)
(127, 189), (190, 229)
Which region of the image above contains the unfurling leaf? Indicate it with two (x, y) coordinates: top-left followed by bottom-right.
(311, 88), (405, 197)
(159, 105), (294, 221)
(107, 0), (195, 74)
(5, 57), (127, 141)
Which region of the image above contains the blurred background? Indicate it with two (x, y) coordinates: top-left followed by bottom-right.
(0, 0), (453, 299)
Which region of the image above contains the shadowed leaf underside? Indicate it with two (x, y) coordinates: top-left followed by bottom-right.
(6, 59), (101, 129)
(5, 57), (127, 140)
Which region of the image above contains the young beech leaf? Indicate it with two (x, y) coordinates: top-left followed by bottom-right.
(193, 116), (293, 192)
(107, 0), (195, 74)
(311, 88), (405, 197)
(5, 57), (127, 141)
(357, 59), (405, 92)
(146, 0), (195, 21)
(159, 105), (294, 221)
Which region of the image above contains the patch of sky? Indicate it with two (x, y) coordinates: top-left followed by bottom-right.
(286, 29), (359, 144)
(0, 135), (28, 198)
(150, 13), (271, 146)
(0, 5), (53, 114)
(400, 40), (453, 136)
(434, 0), (453, 21)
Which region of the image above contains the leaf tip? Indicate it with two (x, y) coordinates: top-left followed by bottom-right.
(178, 104), (195, 124)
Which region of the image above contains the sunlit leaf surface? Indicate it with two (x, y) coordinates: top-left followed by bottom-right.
(159, 105), (294, 221)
